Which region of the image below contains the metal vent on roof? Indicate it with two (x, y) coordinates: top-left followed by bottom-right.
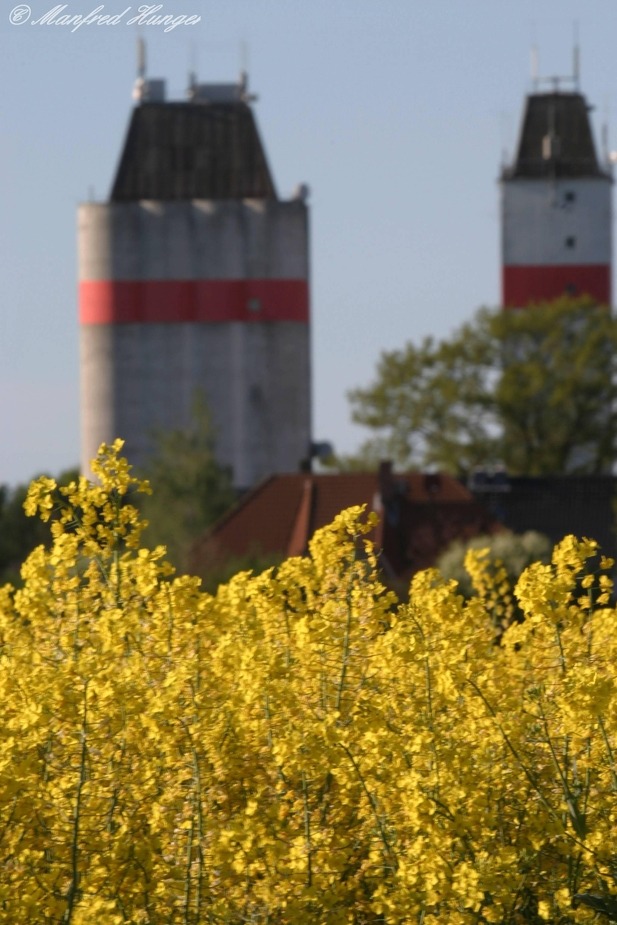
(186, 71), (257, 105)
(133, 78), (166, 103)
(190, 83), (242, 103)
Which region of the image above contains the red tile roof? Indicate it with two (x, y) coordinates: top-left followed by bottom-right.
(190, 468), (501, 585)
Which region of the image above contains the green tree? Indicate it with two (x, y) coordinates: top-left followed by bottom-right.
(437, 530), (552, 639)
(437, 529), (552, 598)
(494, 300), (617, 474)
(0, 467), (79, 586)
(347, 298), (617, 476)
(138, 405), (236, 571)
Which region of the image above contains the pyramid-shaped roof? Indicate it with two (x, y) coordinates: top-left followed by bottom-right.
(110, 101), (277, 201)
(504, 91), (608, 180)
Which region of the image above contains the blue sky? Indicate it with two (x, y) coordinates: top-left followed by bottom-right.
(2, 0), (617, 485)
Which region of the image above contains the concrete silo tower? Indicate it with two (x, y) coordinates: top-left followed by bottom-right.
(79, 62), (311, 489)
(501, 60), (612, 308)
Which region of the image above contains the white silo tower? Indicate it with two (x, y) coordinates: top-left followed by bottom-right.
(79, 62), (311, 489)
(501, 56), (612, 308)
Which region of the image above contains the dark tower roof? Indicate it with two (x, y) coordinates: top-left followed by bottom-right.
(503, 91), (608, 180)
(110, 101), (277, 201)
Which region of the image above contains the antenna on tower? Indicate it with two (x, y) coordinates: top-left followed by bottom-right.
(573, 22), (580, 88)
(133, 37), (147, 103)
(602, 122), (609, 163)
(529, 40), (580, 94)
(187, 41), (198, 99)
(240, 39), (249, 75)
(237, 40), (257, 103)
(530, 44), (539, 90)
(137, 36), (146, 79)
(601, 95), (612, 169)
(132, 38), (165, 103)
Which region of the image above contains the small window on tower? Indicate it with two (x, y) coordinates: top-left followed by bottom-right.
(565, 236), (576, 249)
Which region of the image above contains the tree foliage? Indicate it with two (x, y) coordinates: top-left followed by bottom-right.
(1, 442), (617, 922)
(0, 467), (78, 586)
(347, 298), (617, 476)
(438, 529), (552, 595)
(437, 530), (553, 638)
(138, 403), (236, 571)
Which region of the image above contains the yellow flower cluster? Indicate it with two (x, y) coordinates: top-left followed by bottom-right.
(1, 442), (616, 923)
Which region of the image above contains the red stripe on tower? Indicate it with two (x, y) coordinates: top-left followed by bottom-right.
(80, 279), (309, 324)
(500, 88), (612, 309)
(502, 265), (610, 309)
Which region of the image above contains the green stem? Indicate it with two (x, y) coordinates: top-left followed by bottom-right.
(409, 611), (440, 786)
(340, 743), (397, 872)
(301, 771), (313, 888)
(598, 715), (617, 792)
(182, 811), (195, 925)
(555, 623), (567, 676)
(335, 583), (354, 714)
(193, 747), (205, 924)
(62, 684), (89, 924)
(467, 679), (593, 855)
(539, 704), (587, 839)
